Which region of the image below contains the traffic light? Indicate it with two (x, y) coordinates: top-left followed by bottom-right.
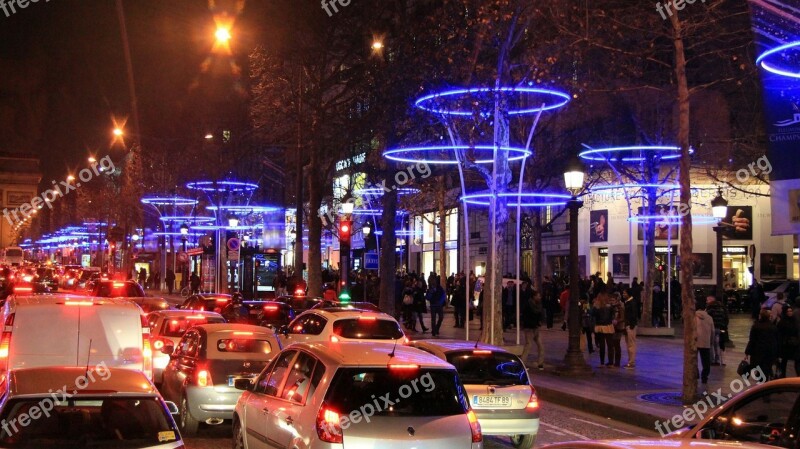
(339, 220), (352, 244)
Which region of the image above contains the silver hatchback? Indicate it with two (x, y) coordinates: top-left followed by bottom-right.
(412, 339), (540, 449)
(233, 341), (483, 449)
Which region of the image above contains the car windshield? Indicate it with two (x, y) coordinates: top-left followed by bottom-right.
(332, 318), (403, 340)
(0, 396), (180, 448)
(160, 316), (224, 337)
(215, 337), (274, 354)
(445, 350), (530, 386)
(325, 368), (467, 417)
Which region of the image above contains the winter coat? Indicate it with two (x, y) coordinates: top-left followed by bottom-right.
(776, 316), (799, 359)
(695, 310), (715, 349)
(624, 298), (639, 328)
(520, 294), (542, 330)
(612, 302), (626, 332)
(706, 301), (729, 330)
(413, 287), (427, 313)
(745, 321), (779, 363)
(426, 286), (446, 308)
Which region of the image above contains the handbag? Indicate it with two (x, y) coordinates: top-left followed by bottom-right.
(403, 294), (413, 305)
(736, 359), (750, 376)
(594, 324), (615, 334)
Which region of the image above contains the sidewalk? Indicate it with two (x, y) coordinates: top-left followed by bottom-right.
(411, 311), (754, 432)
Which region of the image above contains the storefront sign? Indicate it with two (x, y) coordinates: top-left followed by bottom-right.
(722, 246), (748, 255)
(655, 246), (678, 254)
(599, 247), (608, 256)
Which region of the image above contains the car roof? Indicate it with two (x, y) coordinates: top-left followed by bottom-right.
(292, 341), (453, 369)
(8, 367), (158, 397)
(194, 323), (276, 336)
(411, 339), (512, 354)
(300, 309), (392, 320)
(149, 310), (224, 319)
(7, 294), (141, 309)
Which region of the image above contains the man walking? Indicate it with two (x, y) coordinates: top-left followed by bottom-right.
(623, 288), (639, 368)
(706, 295), (729, 365)
(165, 269), (176, 295)
(502, 280), (516, 330)
(427, 280), (446, 337)
(696, 301), (715, 384)
(520, 284), (545, 370)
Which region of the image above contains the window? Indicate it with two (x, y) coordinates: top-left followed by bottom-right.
(216, 338), (273, 355)
(705, 388), (800, 447)
(261, 350), (296, 397)
(160, 316), (224, 337)
(176, 331), (199, 358)
(280, 352), (318, 404)
(289, 315), (327, 335)
(332, 318), (404, 340)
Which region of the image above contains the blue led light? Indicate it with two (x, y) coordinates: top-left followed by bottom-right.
(461, 192), (571, 207)
(355, 187), (420, 196)
(158, 216), (215, 223)
(384, 145), (531, 165)
(141, 196), (198, 207)
(415, 87), (571, 116)
(579, 146), (692, 162)
(591, 183), (682, 191)
(191, 224), (262, 231)
(185, 181), (259, 192)
(627, 215), (718, 225)
(756, 41), (800, 79)
(207, 205), (282, 213)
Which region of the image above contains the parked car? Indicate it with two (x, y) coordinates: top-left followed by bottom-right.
(411, 339), (540, 449)
(0, 294), (153, 379)
(0, 366), (183, 448)
(218, 300), (295, 329)
(159, 323), (281, 436)
(275, 294), (323, 314)
(180, 293), (233, 314)
(146, 310), (226, 385)
(233, 341), (483, 449)
(278, 309), (408, 346)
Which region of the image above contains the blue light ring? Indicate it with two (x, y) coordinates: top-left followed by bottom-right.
(383, 145), (531, 165)
(460, 192), (570, 207)
(579, 146), (692, 163)
(414, 87), (571, 116)
(355, 187), (420, 196)
(185, 181), (259, 192)
(756, 41), (800, 79)
(158, 216), (215, 223)
(141, 196), (198, 206)
(627, 215), (718, 225)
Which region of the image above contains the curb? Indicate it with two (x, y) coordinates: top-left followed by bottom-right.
(533, 383), (667, 432)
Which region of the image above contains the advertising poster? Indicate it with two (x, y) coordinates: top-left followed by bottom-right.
(692, 253), (713, 279)
(612, 254), (630, 278)
(636, 205), (679, 240)
(760, 253), (788, 280)
(720, 206), (753, 241)
(589, 209), (609, 242)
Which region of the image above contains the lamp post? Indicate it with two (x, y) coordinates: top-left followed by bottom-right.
(711, 188), (729, 300)
(562, 158), (591, 375)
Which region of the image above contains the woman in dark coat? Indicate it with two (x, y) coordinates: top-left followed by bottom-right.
(777, 306), (799, 378)
(413, 279), (429, 333)
(453, 278), (467, 328)
(746, 309), (779, 380)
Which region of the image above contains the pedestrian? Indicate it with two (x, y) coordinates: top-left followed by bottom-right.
(165, 269), (175, 295)
(770, 293), (788, 324)
(652, 285), (666, 327)
(610, 292), (625, 367)
(153, 271), (161, 291)
(402, 279), (416, 331)
(414, 278), (429, 333)
(446, 273), (455, 306)
(777, 306), (799, 378)
(746, 309), (779, 380)
(706, 295), (729, 366)
(750, 280), (767, 320)
(520, 288), (545, 370)
(427, 279), (446, 336)
(543, 276), (555, 329)
(190, 272), (201, 295)
(453, 277), (466, 328)
(580, 297), (595, 354)
(592, 291), (615, 367)
(623, 288), (638, 368)
(695, 301), (715, 384)
(502, 280), (516, 330)
(138, 267), (147, 287)
(558, 286), (569, 330)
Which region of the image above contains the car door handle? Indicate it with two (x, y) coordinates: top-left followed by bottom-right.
(261, 407), (269, 414)
(285, 416), (294, 425)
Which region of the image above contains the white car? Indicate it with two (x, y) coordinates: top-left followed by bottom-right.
(233, 341), (483, 449)
(0, 366), (183, 448)
(278, 308), (408, 346)
(146, 309), (225, 385)
(411, 339), (539, 448)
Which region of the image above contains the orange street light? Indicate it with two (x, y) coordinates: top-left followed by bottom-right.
(215, 27), (231, 43)
(88, 156), (97, 163)
(372, 40), (384, 51)
(113, 127), (123, 137)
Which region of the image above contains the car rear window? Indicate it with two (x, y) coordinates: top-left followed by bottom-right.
(445, 350), (530, 386)
(160, 316), (224, 337)
(0, 396), (179, 448)
(325, 368), (467, 417)
(216, 337), (274, 354)
(332, 318), (403, 340)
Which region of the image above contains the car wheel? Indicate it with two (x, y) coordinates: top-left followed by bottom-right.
(232, 416), (245, 449)
(511, 434), (536, 449)
(180, 395), (200, 437)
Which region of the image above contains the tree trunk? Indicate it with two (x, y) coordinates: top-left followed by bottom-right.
(379, 188), (398, 316)
(294, 154), (305, 278)
(641, 187), (658, 328)
(532, 210), (543, 293)
(306, 159), (323, 297)
(669, 10), (698, 405)
(438, 177), (447, 288)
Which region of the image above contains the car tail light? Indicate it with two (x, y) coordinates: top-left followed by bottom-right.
(142, 339), (153, 380)
(13, 286), (32, 293)
(0, 314), (14, 373)
(472, 350), (492, 355)
(294, 288), (304, 295)
(358, 316), (376, 321)
(152, 338), (165, 351)
(197, 370), (212, 387)
(403, 337), (410, 345)
(316, 405), (343, 444)
(264, 305), (279, 311)
(388, 363), (419, 370)
(233, 331), (254, 336)
(526, 386), (539, 410)
(467, 410), (482, 442)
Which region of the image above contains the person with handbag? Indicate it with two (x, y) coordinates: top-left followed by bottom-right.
(592, 291), (615, 367)
(706, 295), (729, 366)
(746, 309), (778, 380)
(401, 280), (416, 331)
(695, 301), (715, 384)
(413, 278), (429, 333)
(610, 292), (626, 367)
(777, 306), (799, 378)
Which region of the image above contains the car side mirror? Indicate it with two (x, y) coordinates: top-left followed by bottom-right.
(164, 401), (179, 415)
(161, 344), (174, 355)
(697, 427), (717, 440)
(234, 378), (254, 391)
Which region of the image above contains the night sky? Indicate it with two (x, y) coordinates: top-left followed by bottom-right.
(0, 0), (277, 182)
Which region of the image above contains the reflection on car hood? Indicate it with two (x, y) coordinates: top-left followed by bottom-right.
(541, 439), (773, 449)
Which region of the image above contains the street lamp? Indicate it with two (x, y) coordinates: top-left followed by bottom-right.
(215, 27), (231, 43)
(562, 157), (591, 375)
(362, 222), (372, 237)
(711, 188), (729, 299)
(113, 127), (123, 137)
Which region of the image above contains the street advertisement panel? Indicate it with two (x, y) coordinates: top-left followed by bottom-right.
(589, 209), (608, 243)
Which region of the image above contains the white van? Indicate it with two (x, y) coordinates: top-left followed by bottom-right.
(0, 247), (23, 266)
(0, 294), (152, 380)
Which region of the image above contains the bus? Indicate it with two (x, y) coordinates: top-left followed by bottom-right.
(1, 246), (24, 266)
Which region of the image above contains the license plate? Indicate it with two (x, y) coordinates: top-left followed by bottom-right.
(249, 310), (260, 315)
(473, 395), (511, 407)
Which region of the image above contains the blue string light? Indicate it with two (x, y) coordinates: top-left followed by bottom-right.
(141, 196), (198, 206)
(185, 181), (259, 192)
(414, 87), (571, 116)
(384, 145), (531, 165)
(461, 192), (571, 207)
(579, 146), (692, 162)
(757, 41), (800, 78)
